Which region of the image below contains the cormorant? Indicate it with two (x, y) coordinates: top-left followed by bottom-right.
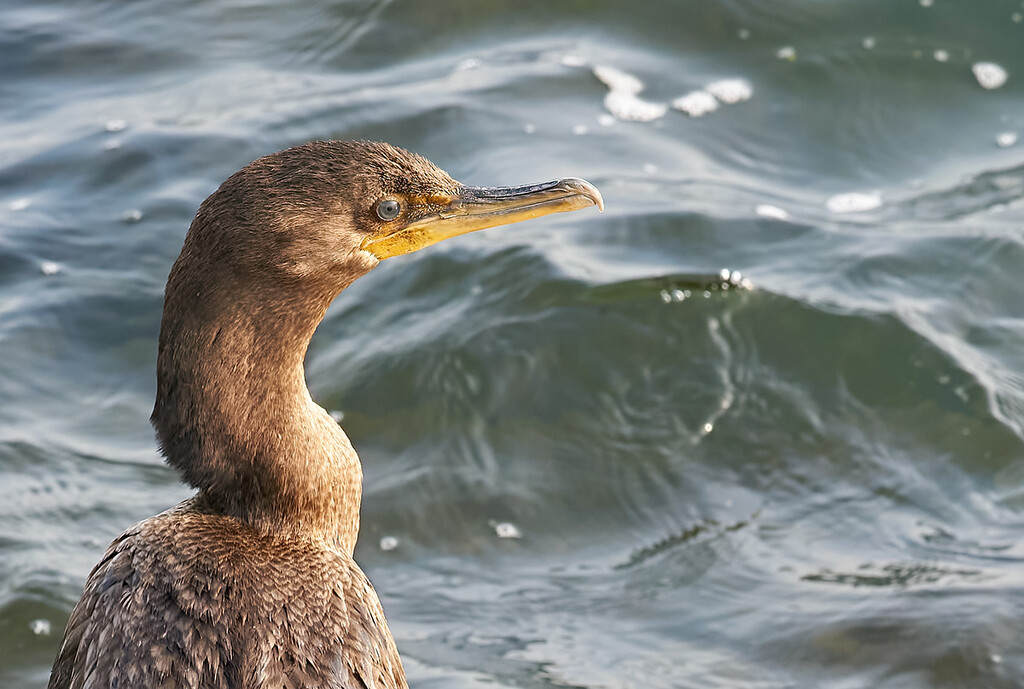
(48, 140), (603, 689)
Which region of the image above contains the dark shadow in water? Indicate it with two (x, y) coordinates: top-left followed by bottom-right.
(801, 562), (984, 588)
(616, 512), (757, 570)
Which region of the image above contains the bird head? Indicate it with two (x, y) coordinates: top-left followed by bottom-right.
(182, 140), (603, 297)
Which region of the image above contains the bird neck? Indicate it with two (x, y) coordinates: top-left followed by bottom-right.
(152, 267), (363, 553)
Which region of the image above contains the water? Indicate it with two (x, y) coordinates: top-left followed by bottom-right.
(2, 0), (1024, 686)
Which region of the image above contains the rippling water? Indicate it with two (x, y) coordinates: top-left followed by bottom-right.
(3, 1), (1024, 687)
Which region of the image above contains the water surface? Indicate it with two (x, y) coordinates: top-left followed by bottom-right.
(2, 1), (1024, 687)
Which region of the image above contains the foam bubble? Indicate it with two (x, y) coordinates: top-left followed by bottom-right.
(595, 66), (668, 122)
(672, 91), (719, 117)
(494, 522), (522, 539)
(604, 91), (667, 122)
(973, 62), (1008, 90)
(706, 79), (753, 104)
(593, 65), (644, 95)
(996, 132), (1018, 148)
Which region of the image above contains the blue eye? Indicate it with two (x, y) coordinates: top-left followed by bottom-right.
(376, 199), (401, 220)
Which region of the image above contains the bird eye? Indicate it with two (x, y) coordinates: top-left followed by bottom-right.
(376, 199), (401, 221)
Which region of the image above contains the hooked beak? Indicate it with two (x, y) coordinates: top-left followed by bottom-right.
(360, 177), (604, 260)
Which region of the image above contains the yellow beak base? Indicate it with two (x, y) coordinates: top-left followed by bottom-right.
(361, 177), (604, 260)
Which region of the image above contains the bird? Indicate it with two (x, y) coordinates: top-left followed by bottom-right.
(48, 140), (603, 689)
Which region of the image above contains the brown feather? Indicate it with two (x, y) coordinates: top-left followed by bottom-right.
(50, 499), (406, 689)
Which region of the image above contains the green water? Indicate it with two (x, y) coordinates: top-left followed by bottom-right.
(2, 0), (1023, 687)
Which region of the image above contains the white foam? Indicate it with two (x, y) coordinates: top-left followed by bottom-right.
(706, 79), (753, 104)
(604, 90), (667, 122)
(973, 62), (1008, 90)
(777, 46), (797, 61)
(996, 132), (1018, 148)
(594, 65), (753, 123)
(594, 66), (668, 122)
(379, 536), (399, 551)
(593, 65), (644, 95)
(494, 522), (522, 539)
(672, 91), (719, 117)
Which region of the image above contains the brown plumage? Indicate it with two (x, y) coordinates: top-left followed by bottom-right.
(49, 140), (602, 689)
